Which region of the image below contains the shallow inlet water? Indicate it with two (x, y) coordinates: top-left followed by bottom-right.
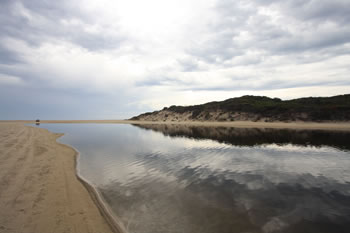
(38, 123), (350, 233)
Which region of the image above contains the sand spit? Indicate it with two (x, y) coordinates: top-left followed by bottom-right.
(5, 120), (350, 131)
(0, 123), (120, 233)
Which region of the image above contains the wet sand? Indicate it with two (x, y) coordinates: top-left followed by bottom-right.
(0, 123), (119, 233)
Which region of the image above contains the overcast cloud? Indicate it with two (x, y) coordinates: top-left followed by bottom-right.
(0, 0), (349, 119)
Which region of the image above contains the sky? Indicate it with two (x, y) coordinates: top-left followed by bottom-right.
(1, 0), (350, 120)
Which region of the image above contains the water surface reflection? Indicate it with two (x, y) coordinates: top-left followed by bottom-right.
(134, 124), (350, 150)
(39, 124), (350, 233)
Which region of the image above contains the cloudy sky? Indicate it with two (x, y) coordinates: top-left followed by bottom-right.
(1, 0), (350, 119)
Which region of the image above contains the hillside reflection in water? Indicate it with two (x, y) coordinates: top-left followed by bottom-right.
(134, 124), (350, 151)
(40, 124), (350, 233)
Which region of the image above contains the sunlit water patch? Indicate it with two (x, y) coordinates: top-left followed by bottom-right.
(37, 124), (350, 233)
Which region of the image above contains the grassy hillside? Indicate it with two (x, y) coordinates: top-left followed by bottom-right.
(131, 94), (350, 122)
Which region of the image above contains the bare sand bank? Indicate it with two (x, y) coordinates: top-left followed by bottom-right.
(5, 120), (350, 131)
(0, 123), (120, 233)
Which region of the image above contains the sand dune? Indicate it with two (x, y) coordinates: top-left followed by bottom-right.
(0, 123), (117, 233)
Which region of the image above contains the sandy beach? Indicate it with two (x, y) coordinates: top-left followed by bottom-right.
(0, 123), (117, 233)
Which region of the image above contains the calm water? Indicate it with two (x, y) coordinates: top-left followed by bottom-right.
(38, 123), (350, 233)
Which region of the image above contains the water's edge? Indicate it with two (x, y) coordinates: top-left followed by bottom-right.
(53, 130), (128, 233)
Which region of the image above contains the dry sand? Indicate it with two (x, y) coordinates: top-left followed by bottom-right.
(0, 123), (120, 233)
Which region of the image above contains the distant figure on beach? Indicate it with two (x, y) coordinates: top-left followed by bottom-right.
(35, 119), (40, 125)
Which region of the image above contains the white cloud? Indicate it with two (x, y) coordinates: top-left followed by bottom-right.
(0, 0), (349, 118)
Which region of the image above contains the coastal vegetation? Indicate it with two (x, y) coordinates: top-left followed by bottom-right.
(131, 94), (350, 122)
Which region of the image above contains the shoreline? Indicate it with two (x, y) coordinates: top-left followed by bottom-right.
(54, 134), (127, 233)
(3, 120), (350, 131)
(0, 123), (119, 233)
